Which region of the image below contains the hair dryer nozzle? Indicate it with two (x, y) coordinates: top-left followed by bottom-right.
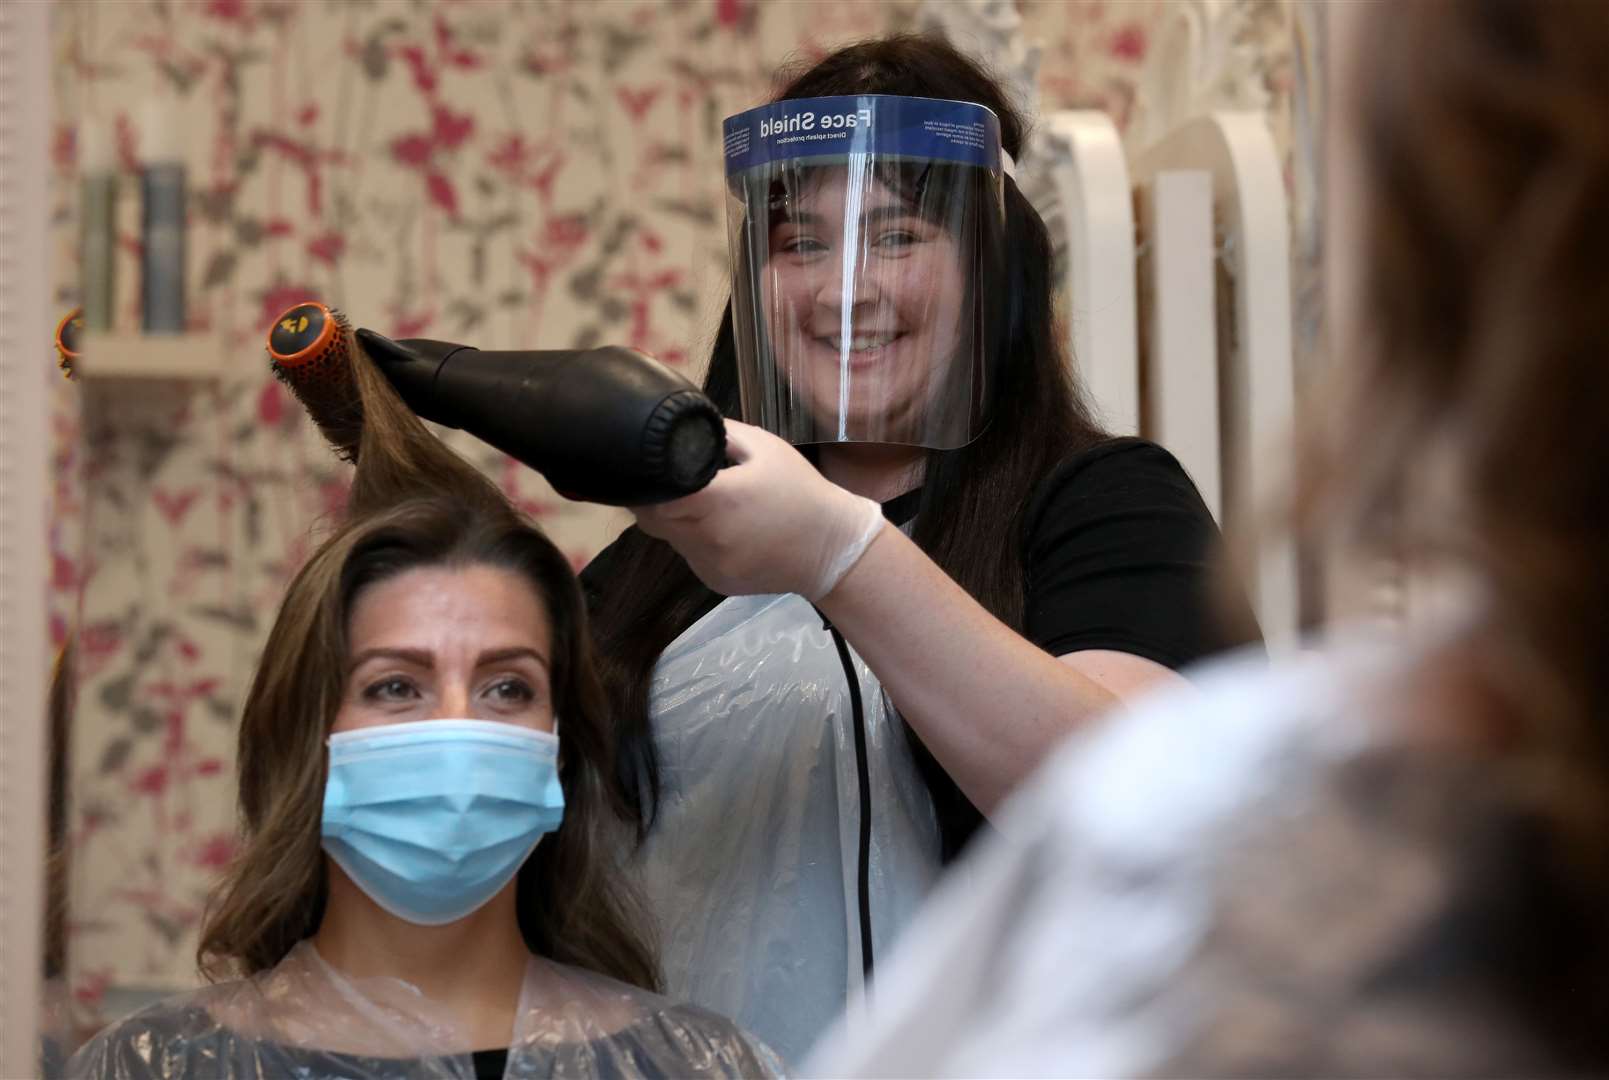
(355, 328), (725, 506)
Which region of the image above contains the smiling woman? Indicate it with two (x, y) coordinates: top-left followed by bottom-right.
(584, 33), (1261, 1067)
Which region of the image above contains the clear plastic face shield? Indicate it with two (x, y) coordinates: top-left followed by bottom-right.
(723, 95), (1009, 450)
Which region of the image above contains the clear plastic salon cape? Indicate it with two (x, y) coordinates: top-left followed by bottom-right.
(61, 939), (783, 1080)
(805, 630), (1600, 1078)
(632, 591), (944, 1067)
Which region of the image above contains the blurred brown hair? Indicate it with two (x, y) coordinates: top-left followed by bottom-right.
(196, 332), (659, 989)
(1299, 0), (1609, 870)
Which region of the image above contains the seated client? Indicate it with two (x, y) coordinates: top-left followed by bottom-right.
(65, 335), (780, 1080)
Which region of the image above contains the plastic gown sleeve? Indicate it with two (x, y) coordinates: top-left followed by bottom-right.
(62, 941), (785, 1080)
(802, 638), (1590, 1078)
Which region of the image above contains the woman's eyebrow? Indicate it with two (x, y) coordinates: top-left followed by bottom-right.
(858, 205), (920, 227)
(347, 647), (432, 673)
(478, 646), (550, 671)
(777, 206), (919, 229)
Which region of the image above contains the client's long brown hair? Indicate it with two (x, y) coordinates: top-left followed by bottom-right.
(1298, 0), (1609, 881)
(196, 335), (659, 989)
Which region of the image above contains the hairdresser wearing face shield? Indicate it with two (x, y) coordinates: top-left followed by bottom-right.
(583, 35), (1259, 1066)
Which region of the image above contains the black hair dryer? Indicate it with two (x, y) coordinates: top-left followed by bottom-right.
(354, 328), (725, 507)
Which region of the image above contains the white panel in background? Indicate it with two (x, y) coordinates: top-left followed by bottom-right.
(1135, 113), (1298, 650)
(1043, 111), (1138, 436)
(1139, 170), (1222, 523)
(0, 0), (52, 1073)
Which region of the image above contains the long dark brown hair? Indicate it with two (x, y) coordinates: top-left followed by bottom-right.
(1299, 0), (1609, 889)
(197, 332), (658, 989)
(588, 34), (1107, 855)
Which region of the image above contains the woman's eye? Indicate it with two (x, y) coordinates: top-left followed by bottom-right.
(486, 678), (536, 704)
(874, 230), (920, 250)
(361, 676), (418, 703)
(778, 235), (827, 257)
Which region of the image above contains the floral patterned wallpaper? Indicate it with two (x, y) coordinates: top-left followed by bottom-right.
(48, 0), (1292, 1015)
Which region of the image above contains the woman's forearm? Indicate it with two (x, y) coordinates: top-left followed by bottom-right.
(817, 524), (1122, 813)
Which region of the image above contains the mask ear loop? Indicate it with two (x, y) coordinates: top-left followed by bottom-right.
(1000, 149), (1017, 180)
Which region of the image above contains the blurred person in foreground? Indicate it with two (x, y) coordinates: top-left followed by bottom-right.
(804, 1), (1609, 1075)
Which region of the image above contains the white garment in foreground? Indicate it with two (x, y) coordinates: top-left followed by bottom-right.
(805, 631), (1589, 1077)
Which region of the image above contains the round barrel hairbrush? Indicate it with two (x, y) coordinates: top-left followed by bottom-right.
(265, 300), (363, 461)
(54, 309), (82, 380)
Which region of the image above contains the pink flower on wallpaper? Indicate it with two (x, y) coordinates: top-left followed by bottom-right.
(499, 456), (558, 519)
(250, 132), (343, 215)
(545, 214), (589, 252)
(392, 132), (435, 168)
(206, 0), (248, 23)
(433, 14), (484, 70)
(257, 378), (287, 427)
(487, 133), (530, 176)
(320, 477), (352, 519)
(518, 214), (588, 295)
(714, 0), (748, 30)
(398, 45), (440, 95)
(130, 764), (170, 797)
(615, 86), (663, 124)
(390, 105), (475, 219)
(432, 103), (475, 149)
(307, 230), (346, 265)
(79, 621), (125, 669)
(152, 488), (201, 527)
(53, 551), (80, 592)
(426, 171), (461, 217)
(113, 113), (139, 174)
(164, 710), (185, 755)
(260, 283), (321, 331)
(53, 125), (75, 172)
(194, 758), (226, 778)
(192, 833), (238, 871)
(389, 308), (436, 338)
(297, 102), (320, 128)
(1110, 23), (1149, 63)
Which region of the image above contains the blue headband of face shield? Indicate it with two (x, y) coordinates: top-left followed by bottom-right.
(721, 95), (1009, 451)
(722, 93), (1004, 176)
(321, 718), (565, 926)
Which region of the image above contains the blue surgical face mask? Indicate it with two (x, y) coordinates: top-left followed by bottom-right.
(321, 718), (564, 926)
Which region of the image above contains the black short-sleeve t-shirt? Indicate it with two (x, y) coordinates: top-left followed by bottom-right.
(1021, 436), (1258, 666)
(913, 437), (1259, 854)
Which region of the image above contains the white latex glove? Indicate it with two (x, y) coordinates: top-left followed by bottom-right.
(631, 420), (887, 601)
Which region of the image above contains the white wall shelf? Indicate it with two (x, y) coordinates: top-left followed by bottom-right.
(77, 333), (227, 379)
